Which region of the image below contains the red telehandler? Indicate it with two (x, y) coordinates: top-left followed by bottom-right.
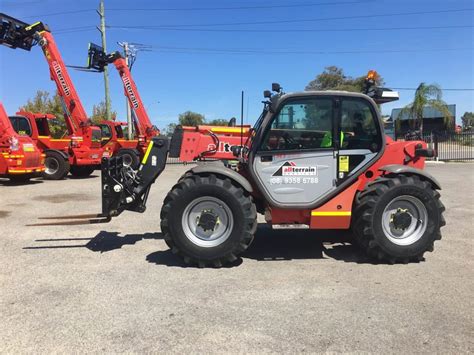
(86, 43), (251, 166)
(0, 102), (45, 181)
(86, 43), (160, 168)
(0, 14), (105, 179)
(35, 73), (446, 267)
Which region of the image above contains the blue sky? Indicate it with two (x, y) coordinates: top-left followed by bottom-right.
(1, 0), (473, 127)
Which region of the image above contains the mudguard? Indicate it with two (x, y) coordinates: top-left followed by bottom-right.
(379, 164), (441, 190)
(191, 164), (253, 193)
(44, 149), (69, 160)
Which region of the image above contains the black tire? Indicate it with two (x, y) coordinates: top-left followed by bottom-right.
(69, 165), (95, 178)
(117, 149), (140, 169)
(160, 173), (257, 267)
(42, 151), (70, 180)
(352, 174), (445, 263)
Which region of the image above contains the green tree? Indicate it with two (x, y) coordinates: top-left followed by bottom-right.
(207, 118), (230, 126)
(398, 83), (452, 134)
(19, 90), (67, 138)
(90, 101), (117, 124)
(163, 123), (177, 137)
(461, 112), (474, 130)
(305, 66), (383, 92)
(178, 111), (205, 126)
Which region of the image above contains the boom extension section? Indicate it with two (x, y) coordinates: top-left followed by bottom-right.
(29, 136), (169, 226)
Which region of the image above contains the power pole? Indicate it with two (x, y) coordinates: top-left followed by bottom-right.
(97, 0), (111, 120)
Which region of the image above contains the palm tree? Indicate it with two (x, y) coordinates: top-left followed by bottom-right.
(399, 83), (452, 135)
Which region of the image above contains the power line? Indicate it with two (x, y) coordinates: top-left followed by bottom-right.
(108, 0), (373, 12)
(140, 45), (473, 55)
(393, 88), (474, 91)
(22, 9), (94, 19)
(108, 8), (474, 28)
(54, 26), (96, 33)
(107, 24), (474, 33)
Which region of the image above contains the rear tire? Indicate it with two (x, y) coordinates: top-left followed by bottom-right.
(117, 149), (140, 169)
(42, 151), (70, 180)
(69, 165), (95, 178)
(352, 174), (445, 263)
(160, 174), (257, 267)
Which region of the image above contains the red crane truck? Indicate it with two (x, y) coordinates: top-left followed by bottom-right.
(0, 14), (104, 179)
(0, 102), (44, 181)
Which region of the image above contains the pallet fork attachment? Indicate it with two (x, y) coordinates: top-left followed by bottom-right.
(0, 13), (48, 50)
(28, 136), (169, 226)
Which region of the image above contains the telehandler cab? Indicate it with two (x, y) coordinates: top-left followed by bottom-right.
(33, 73), (445, 267)
(0, 102), (45, 181)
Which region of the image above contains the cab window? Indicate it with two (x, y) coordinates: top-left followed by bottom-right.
(9, 116), (32, 136)
(260, 98), (333, 151)
(100, 125), (112, 139)
(115, 125), (124, 139)
(339, 99), (381, 151)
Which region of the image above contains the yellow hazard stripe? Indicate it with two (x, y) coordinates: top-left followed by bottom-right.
(210, 127), (249, 134)
(311, 211), (352, 216)
(8, 170), (27, 173)
(141, 141), (154, 164)
(25, 22), (41, 31)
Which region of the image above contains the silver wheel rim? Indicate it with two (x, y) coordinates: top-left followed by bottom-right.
(121, 154), (133, 167)
(181, 196), (234, 248)
(45, 157), (59, 175)
(382, 195), (428, 246)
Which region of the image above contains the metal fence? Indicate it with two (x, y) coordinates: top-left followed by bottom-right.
(166, 157), (194, 165)
(417, 132), (474, 161)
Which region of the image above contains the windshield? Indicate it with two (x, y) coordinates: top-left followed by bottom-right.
(245, 104), (269, 150)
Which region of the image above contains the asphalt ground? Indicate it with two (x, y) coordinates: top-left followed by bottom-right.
(0, 163), (473, 353)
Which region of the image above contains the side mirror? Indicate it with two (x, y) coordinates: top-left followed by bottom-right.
(272, 83), (281, 92)
(263, 90), (272, 98)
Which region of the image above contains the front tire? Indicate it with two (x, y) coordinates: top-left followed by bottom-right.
(42, 151), (70, 180)
(353, 174), (445, 263)
(160, 174), (257, 267)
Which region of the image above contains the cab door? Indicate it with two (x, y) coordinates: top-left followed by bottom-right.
(252, 96), (338, 208)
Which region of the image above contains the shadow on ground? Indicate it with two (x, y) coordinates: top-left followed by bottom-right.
(24, 231), (162, 252)
(67, 174), (99, 180)
(24, 225), (379, 266)
(0, 178), (43, 186)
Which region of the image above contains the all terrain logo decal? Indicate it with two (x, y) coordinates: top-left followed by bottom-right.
(207, 141), (232, 153)
(273, 161), (318, 176)
(270, 161), (319, 185)
(122, 76), (139, 109)
(52, 61), (70, 96)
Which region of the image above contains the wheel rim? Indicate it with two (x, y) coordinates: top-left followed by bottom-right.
(181, 196), (234, 248)
(45, 157), (59, 175)
(382, 195), (428, 246)
(121, 154), (133, 167)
